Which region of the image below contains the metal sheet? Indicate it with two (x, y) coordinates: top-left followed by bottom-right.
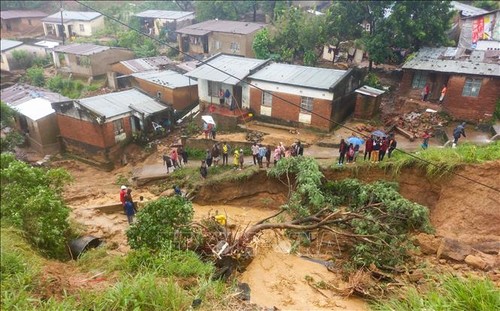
(42, 11), (101, 23)
(176, 20), (265, 35)
(134, 10), (194, 20)
(1, 39), (23, 52)
(53, 43), (110, 55)
(201, 115), (215, 125)
(131, 70), (197, 89)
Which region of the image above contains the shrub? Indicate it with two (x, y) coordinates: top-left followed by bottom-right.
(24, 66), (45, 86)
(126, 196), (195, 250)
(0, 154), (73, 259)
(12, 50), (33, 68)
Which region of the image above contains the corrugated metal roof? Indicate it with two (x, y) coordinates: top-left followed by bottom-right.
(135, 10), (194, 20)
(1, 84), (70, 106)
(1, 39), (23, 52)
(1, 10), (47, 20)
(185, 54), (268, 85)
(34, 40), (60, 49)
(176, 20), (266, 36)
(53, 43), (110, 55)
(403, 47), (500, 77)
(78, 89), (167, 119)
(354, 85), (386, 97)
(131, 70), (197, 88)
(42, 11), (101, 23)
(248, 63), (347, 90)
(120, 56), (174, 73)
(450, 1), (488, 17)
(14, 97), (54, 121)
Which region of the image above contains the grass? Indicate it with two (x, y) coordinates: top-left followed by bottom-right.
(372, 275), (500, 311)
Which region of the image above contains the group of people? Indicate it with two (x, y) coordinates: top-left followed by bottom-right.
(420, 83), (447, 104)
(119, 185), (137, 224)
(163, 145), (188, 173)
(338, 135), (397, 165)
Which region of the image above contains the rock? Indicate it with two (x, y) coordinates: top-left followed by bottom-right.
(414, 233), (442, 255)
(437, 238), (472, 262)
(439, 259), (447, 264)
(452, 264), (462, 270)
(465, 255), (490, 271)
(471, 241), (500, 255)
(160, 189), (175, 197)
(408, 269), (425, 283)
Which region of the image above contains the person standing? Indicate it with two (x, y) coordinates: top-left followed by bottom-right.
(178, 145), (188, 165)
(211, 123), (217, 140)
(346, 143), (355, 164)
(205, 148), (213, 167)
(338, 139), (348, 166)
(265, 145), (271, 168)
(371, 138), (380, 163)
(233, 149), (240, 169)
(170, 148), (179, 169)
(211, 143), (221, 167)
(224, 89), (231, 106)
(200, 160), (208, 179)
(119, 185), (127, 212)
(379, 137), (389, 161)
(439, 84), (447, 104)
(222, 141), (230, 166)
(258, 144), (266, 168)
(273, 145), (282, 166)
(124, 195), (136, 225)
(239, 149), (244, 170)
(296, 141), (304, 156)
(452, 122), (466, 148)
(251, 142), (259, 165)
(219, 89), (225, 106)
(364, 136), (373, 161)
(422, 83), (430, 101)
(163, 154), (173, 173)
(421, 131), (431, 150)
(388, 137), (397, 158)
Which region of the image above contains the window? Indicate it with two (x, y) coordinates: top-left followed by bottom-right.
(411, 72), (428, 89)
(300, 97), (313, 113)
(262, 91), (272, 107)
(207, 81), (222, 97)
(113, 119), (124, 135)
(76, 55), (90, 67)
(462, 78), (482, 97)
(230, 42), (240, 52)
(79, 24), (85, 32)
(214, 41), (221, 49)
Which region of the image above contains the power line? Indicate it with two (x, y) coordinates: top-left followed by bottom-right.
(73, 0), (500, 194)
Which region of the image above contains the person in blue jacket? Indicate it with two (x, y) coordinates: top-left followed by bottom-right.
(124, 195), (136, 224)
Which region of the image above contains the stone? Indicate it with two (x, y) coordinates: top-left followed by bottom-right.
(439, 259), (447, 264)
(160, 188), (175, 197)
(408, 269), (425, 283)
(437, 238), (472, 262)
(414, 233), (442, 255)
(465, 255), (490, 271)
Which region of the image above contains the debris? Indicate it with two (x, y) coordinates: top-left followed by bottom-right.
(237, 283), (251, 301)
(437, 238), (473, 262)
(245, 130), (266, 142)
(465, 255), (491, 270)
(414, 233), (442, 255)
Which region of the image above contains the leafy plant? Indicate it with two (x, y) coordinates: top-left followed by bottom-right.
(0, 153), (73, 259)
(12, 50), (33, 68)
(252, 28), (272, 59)
(0, 102), (24, 152)
(127, 196), (196, 250)
(24, 66), (45, 86)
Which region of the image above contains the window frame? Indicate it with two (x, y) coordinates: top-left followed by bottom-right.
(113, 119), (124, 135)
(79, 24), (85, 32)
(262, 91), (272, 107)
(462, 77), (482, 97)
(207, 81), (222, 97)
(300, 96), (313, 114)
(411, 71), (428, 89)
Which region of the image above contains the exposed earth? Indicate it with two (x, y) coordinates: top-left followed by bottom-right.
(37, 120), (499, 310)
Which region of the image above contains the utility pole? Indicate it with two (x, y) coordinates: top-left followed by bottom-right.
(60, 0), (65, 45)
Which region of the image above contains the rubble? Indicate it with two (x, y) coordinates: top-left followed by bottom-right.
(245, 130), (266, 142)
(384, 109), (449, 140)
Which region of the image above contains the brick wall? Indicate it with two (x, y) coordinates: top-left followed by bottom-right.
(132, 78), (198, 111)
(354, 94), (380, 119)
(444, 76), (500, 121)
(400, 70), (413, 95)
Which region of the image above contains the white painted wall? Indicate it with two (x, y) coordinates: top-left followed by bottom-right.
(260, 105), (271, 116)
(298, 112), (312, 124)
(242, 83), (250, 108)
(249, 80), (334, 101)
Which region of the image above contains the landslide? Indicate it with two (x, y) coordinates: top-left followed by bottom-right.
(194, 161), (500, 245)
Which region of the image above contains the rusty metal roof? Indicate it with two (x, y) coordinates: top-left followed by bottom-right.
(176, 19), (266, 36)
(402, 47), (500, 77)
(1, 83), (70, 106)
(131, 70), (197, 89)
(354, 85), (386, 97)
(248, 63), (348, 90)
(1, 10), (47, 20)
(134, 10), (194, 20)
(53, 43), (111, 55)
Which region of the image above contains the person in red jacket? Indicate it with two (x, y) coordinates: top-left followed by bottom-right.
(379, 137), (389, 161)
(364, 136), (373, 161)
(119, 185), (127, 212)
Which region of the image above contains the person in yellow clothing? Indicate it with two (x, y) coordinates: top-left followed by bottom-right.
(233, 149), (240, 169)
(222, 141), (230, 166)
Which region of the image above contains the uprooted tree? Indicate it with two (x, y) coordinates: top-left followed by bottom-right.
(127, 157), (432, 281)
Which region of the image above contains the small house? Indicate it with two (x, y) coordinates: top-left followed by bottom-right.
(176, 20), (266, 57)
(400, 47), (500, 122)
(1, 39), (47, 72)
(134, 10), (194, 40)
(111, 56), (175, 76)
(42, 11), (104, 39)
(247, 63), (362, 131)
(1, 84), (70, 154)
(353, 85), (386, 120)
(457, 10), (500, 50)
(1, 10), (48, 37)
(51, 89), (170, 166)
(128, 70), (198, 112)
(52, 43), (135, 78)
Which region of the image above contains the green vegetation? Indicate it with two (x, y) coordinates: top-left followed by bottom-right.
(1, 154), (73, 259)
(24, 66), (45, 87)
(380, 141), (500, 177)
(0, 102), (24, 152)
(46, 74), (101, 99)
(373, 275), (500, 311)
(493, 98), (500, 121)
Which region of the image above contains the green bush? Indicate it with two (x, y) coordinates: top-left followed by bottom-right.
(126, 196), (196, 250)
(12, 50), (33, 68)
(0, 154), (73, 259)
(24, 66), (45, 86)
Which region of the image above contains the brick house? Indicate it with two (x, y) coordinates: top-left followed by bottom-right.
(247, 63), (362, 131)
(42, 11), (104, 39)
(127, 70), (198, 112)
(1, 84), (70, 155)
(51, 89), (170, 167)
(134, 10), (194, 40)
(1, 10), (48, 38)
(185, 53), (269, 110)
(176, 20), (266, 57)
(52, 43), (135, 78)
(401, 47), (500, 122)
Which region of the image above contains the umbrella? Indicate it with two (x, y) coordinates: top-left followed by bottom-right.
(201, 115), (216, 125)
(371, 130), (387, 138)
(347, 136), (364, 147)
